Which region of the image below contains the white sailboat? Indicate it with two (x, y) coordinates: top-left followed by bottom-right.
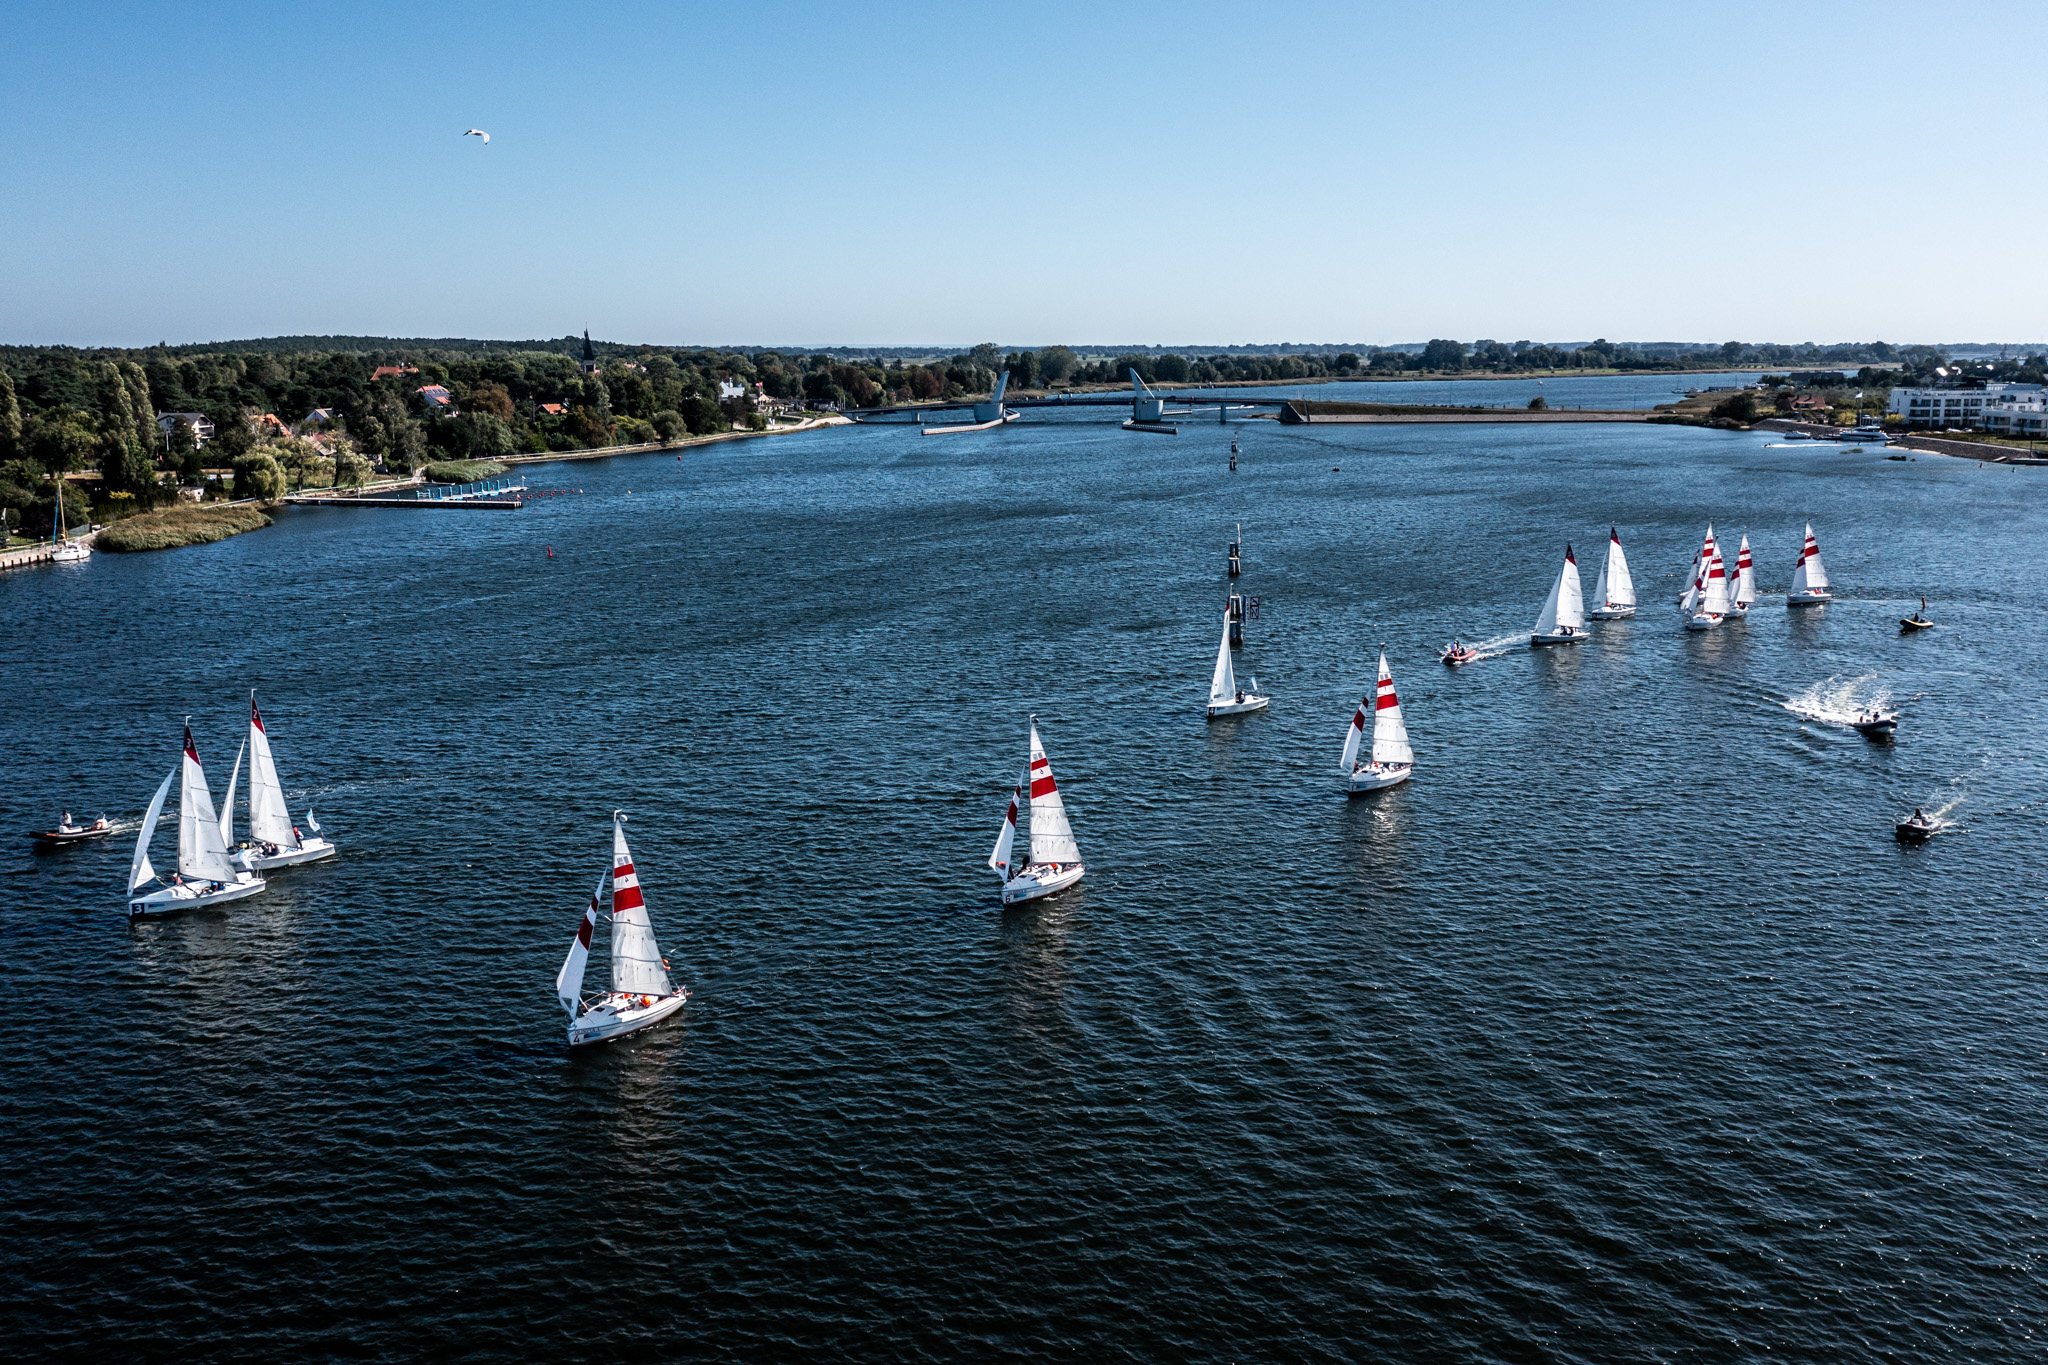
(235, 692), (338, 869)
(1589, 526), (1637, 619)
(1205, 609), (1269, 717)
(127, 724), (268, 919)
(1730, 534), (1757, 616)
(1342, 651), (1414, 792)
(49, 483), (90, 563)
(1531, 543), (1588, 645)
(995, 719), (1085, 905)
(561, 813), (690, 1046)
(1684, 526), (1732, 630)
(1788, 523), (1832, 605)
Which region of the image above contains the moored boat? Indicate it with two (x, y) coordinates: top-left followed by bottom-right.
(559, 813), (690, 1046)
(1531, 544), (1588, 645)
(1343, 651), (1414, 793)
(1787, 523), (1832, 605)
(1589, 527), (1636, 619)
(49, 485), (90, 563)
(127, 725), (267, 919)
(993, 719), (1086, 905)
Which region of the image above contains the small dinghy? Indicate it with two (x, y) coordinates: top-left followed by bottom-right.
(1589, 527), (1637, 619)
(128, 725), (268, 919)
(1900, 597), (1934, 632)
(1787, 523), (1832, 606)
(559, 813), (690, 1047)
(1205, 609), (1269, 717)
(1440, 640), (1479, 666)
(1729, 535), (1757, 617)
(225, 692), (338, 869)
(1894, 809), (1937, 844)
(1531, 544), (1589, 645)
(1851, 707), (1899, 738)
(991, 719), (1086, 905)
(1343, 651), (1414, 793)
(33, 812), (111, 845)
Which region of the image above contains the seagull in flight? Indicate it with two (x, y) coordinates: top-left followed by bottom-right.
(463, 128), (490, 145)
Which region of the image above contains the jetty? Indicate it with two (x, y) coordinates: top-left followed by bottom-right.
(0, 529), (99, 572)
(287, 475), (528, 509)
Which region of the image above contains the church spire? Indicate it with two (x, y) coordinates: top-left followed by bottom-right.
(580, 329), (598, 375)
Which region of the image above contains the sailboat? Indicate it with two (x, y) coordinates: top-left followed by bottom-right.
(50, 483), (89, 563)
(559, 813), (690, 1046)
(1205, 609), (1269, 717)
(1787, 523), (1832, 605)
(1531, 544), (1588, 645)
(230, 692), (338, 869)
(1730, 535), (1757, 617)
(1682, 526), (1732, 630)
(127, 724), (268, 919)
(1588, 527), (1637, 619)
(991, 719), (1085, 905)
(1342, 651), (1414, 793)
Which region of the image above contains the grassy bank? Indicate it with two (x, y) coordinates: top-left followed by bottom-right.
(96, 503), (273, 553)
(422, 460), (508, 483)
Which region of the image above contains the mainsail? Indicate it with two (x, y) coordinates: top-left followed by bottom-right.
(1700, 529), (1733, 615)
(608, 816), (674, 996)
(556, 874), (604, 1019)
(129, 769), (175, 893)
(987, 770), (1024, 879)
(217, 739), (245, 850)
(1207, 611), (1237, 704)
(176, 724), (238, 882)
(1370, 652), (1413, 766)
(1795, 523), (1829, 591)
(1603, 528), (1636, 607)
(1026, 723), (1081, 865)
(1733, 535), (1756, 606)
(1340, 694), (1369, 771)
(1536, 545), (1585, 635)
(247, 694), (298, 849)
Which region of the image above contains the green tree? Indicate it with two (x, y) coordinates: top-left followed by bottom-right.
(180, 448), (205, 484)
(1036, 346), (1078, 387)
(0, 371), (20, 459)
(23, 407), (97, 472)
(230, 451), (286, 501)
(334, 445), (371, 488)
(1421, 339), (1466, 371)
(650, 410), (685, 442)
(98, 428), (156, 495)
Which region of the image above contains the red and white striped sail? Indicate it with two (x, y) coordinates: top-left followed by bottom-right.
(1791, 523), (1829, 593)
(1700, 526), (1733, 615)
(1340, 694), (1369, 771)
(988, 769), (1024, 878)
(176, 724), (238, 882)
(1370, 651), (1413, 766)
(1733, 534), (1756, 606)
(555, 874), (604, 1019)
(1026, 723), (1081, 865)
(609, 816), (673, 996)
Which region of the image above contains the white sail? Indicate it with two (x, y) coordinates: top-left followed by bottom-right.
(1801, 523), (1829, 589)
(218, 739), (244, 850)
(608, 816), (674, 996)
(1026, 722), (1081, 865)
(1533, 563), (1564, 637)
(1339, 695), (1368, 771)
(1701, 534), (1734, 615)
(176, 725), (239, 883)
(556, 874), (604, 1019)
(1369, 651), (1413, 766)
(1536, 544), (1585, 636)
(1733, 535), (1756, 606)
(247, 694), (298, 849)
(1207, 611), (1236, 704)
(987, 770), (1023, 879)
(1604, 529), (1635, 607)
(129, 769), (175, 893)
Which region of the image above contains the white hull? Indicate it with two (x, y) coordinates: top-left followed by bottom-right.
(1003, 861), (1084, 905)
(1787, 590), (1831, 606)
(1207, 695), (1270, 718)
(1531, 628), (1587, 646)
(51, 543), (91, 563)
(1729, 602), (1750, 618)
(1348, 763), (1412, 793)
(128, 872), (267, 919)
(1684, 612), (1724, 631)
(1589, 605), (1635, 620)
(238, 837), (338, 870)
(567, 989), (689, 1047)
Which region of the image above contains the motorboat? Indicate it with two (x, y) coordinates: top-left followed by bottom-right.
(127, 725), (267, 919)
(1846, 424), (1889, 446)
(1787, 523), (1832, 605)
(1784, 429), (1813, 441)
(225, 692), (338, 869)
(990, 718), (1087, 905)
(1900, 598), (1934, 632)
(1531, 544), (1589, 645)
(33, 812), (111, 845)
(1205, 608), (1269, 717)
(1589, 527), (1637, 619)
(1894, 811), (1936, 844)
(558, 813), (690, 1046)
(1342, 651), (1414, 794)
(1851, 707), (1899, 738)
(1440, 641), (1479, 666)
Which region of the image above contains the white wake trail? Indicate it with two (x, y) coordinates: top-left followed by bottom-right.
(1783, 674), (1890, 728)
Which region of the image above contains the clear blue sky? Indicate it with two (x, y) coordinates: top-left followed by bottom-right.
(4, 1), (2041, 348)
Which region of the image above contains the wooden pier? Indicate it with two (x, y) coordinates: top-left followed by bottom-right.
(288, 476), (527, 509)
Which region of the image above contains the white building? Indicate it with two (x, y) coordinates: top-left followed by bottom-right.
(155, 411), (215, 447)
(1887, 382), (2044, 429)
(1981, 385), (2048, 436)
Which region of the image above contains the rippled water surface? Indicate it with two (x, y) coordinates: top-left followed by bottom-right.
(5, 391), (2045, 1360)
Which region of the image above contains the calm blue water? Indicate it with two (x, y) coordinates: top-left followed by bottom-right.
(5, 385), (2044, 1360)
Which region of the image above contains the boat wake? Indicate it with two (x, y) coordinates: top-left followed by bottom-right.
(1783, 674), (1889, 727)
(1447, 633), (1524, 662)
(1905, 780), (1967, 830)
